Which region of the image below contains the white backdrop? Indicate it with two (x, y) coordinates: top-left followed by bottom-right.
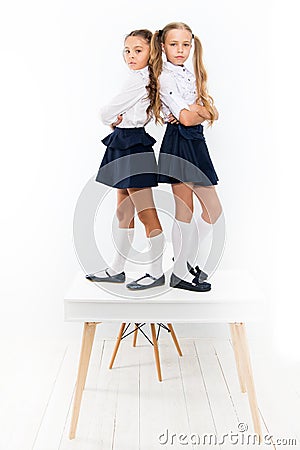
(0, 1), (299, 361)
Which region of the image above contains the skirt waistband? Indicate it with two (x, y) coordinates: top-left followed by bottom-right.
(101, 127), (156, 150)
(167, 122), (204, 140)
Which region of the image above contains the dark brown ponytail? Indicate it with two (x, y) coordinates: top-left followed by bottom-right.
(125, 29), (161, 123)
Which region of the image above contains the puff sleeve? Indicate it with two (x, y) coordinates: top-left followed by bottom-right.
(159, 71), (190, 120)
(99, 71), (147, 125)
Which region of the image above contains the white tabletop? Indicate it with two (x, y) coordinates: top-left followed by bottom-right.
(64, 269), (267, 324)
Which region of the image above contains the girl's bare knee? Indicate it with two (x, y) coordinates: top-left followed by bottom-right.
(137, 209), (162, 236)
(175, 209), (193, 223)
(116, 208), (134, 227)
(137, 208), (158, 225)
(201, 205), (223, 224)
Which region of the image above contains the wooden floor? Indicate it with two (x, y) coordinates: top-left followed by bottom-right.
(1, 333), (300, 450)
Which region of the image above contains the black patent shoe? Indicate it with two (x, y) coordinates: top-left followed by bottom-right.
(187, 262), (208, 282)
(86, 268), (125, 283)
(170, 273), (211, 292)
(126, 273), (165, 291)
(171, 257), (208, 282)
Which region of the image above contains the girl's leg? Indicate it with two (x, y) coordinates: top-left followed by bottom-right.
(170, 183), (211, 291)
(126, 188), (165, 285)
(115, 188), (135, 229)
(109, 189), (135, 275)
(87, 189), (135, 281)
(190, 185), (225, 275)
(193, 185), (223, 224)
(127, 187), (162, 237)
(172, 183), (194, 223)
(171, 183), (196, 282)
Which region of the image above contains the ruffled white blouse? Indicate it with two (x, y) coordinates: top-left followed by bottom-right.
(159, 61), (199, 121)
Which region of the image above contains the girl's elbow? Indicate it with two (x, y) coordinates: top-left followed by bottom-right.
(99, 113), (112, 126)
(99, 110), (106, 124)
(99, 107), (112, 125)
(179, 112), (190, 126)
(180, 118), (188, 126)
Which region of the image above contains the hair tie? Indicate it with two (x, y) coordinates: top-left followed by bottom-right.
(192, 33), (194, 39)
(158, 29), (163, 37)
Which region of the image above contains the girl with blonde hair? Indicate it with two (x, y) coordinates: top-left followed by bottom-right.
(150, 22), (224, 292)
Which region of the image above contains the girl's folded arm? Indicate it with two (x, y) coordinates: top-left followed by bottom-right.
(160, 74), (209, 126)
(189, 103), (219, 121)
(179, 109), (206, 126)
(99, 73), (146, 125)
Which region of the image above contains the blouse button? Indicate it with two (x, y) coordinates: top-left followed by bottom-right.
(170, 91), (172, 94)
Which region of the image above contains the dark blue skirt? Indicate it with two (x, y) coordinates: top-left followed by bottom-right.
(95, 127), (158, 189)
(158, 123), (219, 185)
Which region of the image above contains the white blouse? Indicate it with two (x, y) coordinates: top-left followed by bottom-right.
(99, 66), (150, 128)
(159, 61), (199, 121)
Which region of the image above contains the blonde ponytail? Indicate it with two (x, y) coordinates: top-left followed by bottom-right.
(193, 35), (217, 127)
(149, 23), (218, 126)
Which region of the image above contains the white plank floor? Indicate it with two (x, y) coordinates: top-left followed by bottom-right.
(1, 331), (300, 450)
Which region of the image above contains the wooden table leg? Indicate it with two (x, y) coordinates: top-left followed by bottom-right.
(167, 323), (183, 356)
(133, 324), (138, 347)
(150, 323), (162, 382)
(109, 323), (126, 369)
(69, 322), (99, 439)
(235, 322), (262, 440)
(229, 323), (246, 392)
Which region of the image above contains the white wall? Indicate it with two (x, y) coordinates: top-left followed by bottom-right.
(0, 1), (299, 358)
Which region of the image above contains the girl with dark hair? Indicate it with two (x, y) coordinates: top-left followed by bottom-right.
(86, 30), (165, 291)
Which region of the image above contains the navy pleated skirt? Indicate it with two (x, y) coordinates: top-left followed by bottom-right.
(95, 127), (158, 189)
(158, 123), (219, 185)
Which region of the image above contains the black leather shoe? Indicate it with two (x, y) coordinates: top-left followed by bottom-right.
(86, 269), (125, 283)
(126, 273), (165, 291)
(187, 262), (208, 282)
(171, 257), (208, 282)
(170, 273), (211, 292)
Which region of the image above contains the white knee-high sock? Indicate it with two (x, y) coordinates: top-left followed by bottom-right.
(189, 211), (225, 274)
(109, 227), (134, 274)
(134, 232), (165, 285)
(202, 211), (225, 275)
(188, 215), (213, 268)
(172, 219), (194, 282)
(148, 232), (165, 278)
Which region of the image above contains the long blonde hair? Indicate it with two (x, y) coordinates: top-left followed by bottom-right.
(150, 22), (217, 127)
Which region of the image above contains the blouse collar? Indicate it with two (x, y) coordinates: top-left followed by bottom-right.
(164, 60), (188, 74)
(130, 65), (149, 81)
(131, 65), (149, 74)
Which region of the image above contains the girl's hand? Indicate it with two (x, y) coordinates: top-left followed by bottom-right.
(110, 114), (123, 129)
(189, 103), (211, 120)
(189, 103), (219, 120)
(167, 113), (179, 124)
